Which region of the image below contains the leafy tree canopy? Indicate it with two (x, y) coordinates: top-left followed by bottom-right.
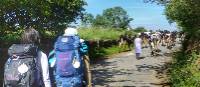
(143, 0), (170, 5)
(133, 27), (147, 33)
(93, 6), (133, 29)
(165, 0), (200, 52)
(92, 14), (110, 28)
(165, 0), (200, 32)
(81, 12), (94, 27)
(0, 0), (86, 32)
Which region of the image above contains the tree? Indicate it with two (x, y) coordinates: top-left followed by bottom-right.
(0, 0), (86, 32)
(92, 15), (110, 28)
(133, 27), (147, 33)
(103, 6), (133, 29)
(143, 0), (170, 5)
(81, 12), (94, 27)
(165, 0), (200, 52)
(92, 6), (133, 29)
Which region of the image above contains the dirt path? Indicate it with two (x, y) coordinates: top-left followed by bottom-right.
(91, 44), (180, 87)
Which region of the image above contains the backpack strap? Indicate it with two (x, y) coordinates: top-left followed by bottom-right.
(74, 49), (81, 63)
(3, 58), (12, 87)
(48, 50), (56, 67)
(34, 50), (45, 87)
(73, 35), (81, 48)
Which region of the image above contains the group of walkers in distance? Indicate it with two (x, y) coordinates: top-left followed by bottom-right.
(3, 27), (92, 87)
(117, 29), (184, 59)
(133, 30), (184, 58)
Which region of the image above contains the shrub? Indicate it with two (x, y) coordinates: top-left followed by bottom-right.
(170, 51), (200, 87)
(78, 27), (126, 41)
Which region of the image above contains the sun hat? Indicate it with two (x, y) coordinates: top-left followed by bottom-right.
(63, 27), (78, 36)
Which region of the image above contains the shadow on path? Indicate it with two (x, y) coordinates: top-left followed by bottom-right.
(91, 60), (135, 86)
(91, 56), (172, 87)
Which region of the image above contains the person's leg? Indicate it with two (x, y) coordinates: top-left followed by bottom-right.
(50, 67), (57, 87)
(155, 40), (159, 50)
(136, 53), (140, 59)
(83, 55), (92, 87)
(144, 38), (148, 48)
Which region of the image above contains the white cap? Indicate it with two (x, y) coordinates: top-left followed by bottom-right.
(63, 27), (78, 36)
(80, 39), (84, 43)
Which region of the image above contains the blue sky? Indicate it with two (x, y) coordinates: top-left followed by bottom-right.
(84, 0), (177, 31)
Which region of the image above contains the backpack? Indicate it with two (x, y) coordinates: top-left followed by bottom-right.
(4, 44), (44, 87)
(48, 50), (56, 68)
(47, 50), (57, 86)
(79, 42), (88, 56)
(54, 36), (81, 77)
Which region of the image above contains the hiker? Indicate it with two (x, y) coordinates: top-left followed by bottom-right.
(150, 33), (161, 56)
(48, 31), (91, 87)
(3, 27), (51, 87)
(80, 39), (92, 87)
(151, 33), (160, 50)
(141, 32), (150, 48)
(134, 34), (142, 59)
(48, 50), (56, 86)
(54, 27), (83, 87)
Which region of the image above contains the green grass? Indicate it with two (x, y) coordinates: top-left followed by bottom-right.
(89, 45), (133, 60)
(103, 46), (121, 55)
(103, 45), (131, 56)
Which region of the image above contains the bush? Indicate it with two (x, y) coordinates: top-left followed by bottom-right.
(78, 27), (126, 41)
(1, 27), (134, 60)
(133, 27), (147, 33)
(170, 51), (200, 87)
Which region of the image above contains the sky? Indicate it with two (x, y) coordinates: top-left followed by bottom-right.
(83, 0), (177, 31)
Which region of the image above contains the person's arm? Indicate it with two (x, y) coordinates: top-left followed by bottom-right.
(39, 51), (51, 87)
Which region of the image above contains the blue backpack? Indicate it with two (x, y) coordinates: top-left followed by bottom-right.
(54, 36), (81, 77)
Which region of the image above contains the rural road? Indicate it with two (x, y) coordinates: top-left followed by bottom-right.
(91, 44), (180, 87)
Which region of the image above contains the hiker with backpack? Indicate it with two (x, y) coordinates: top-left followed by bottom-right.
(48, 50), (57, 86)
(54, 27), (84, 87)
(48, 32), (91, 87)
(80, 39), (92, 87)
(3, 28), (51, 87)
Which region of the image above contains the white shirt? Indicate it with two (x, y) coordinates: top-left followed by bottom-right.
(134, 38), (142, 47)
(134, 38), (142, 53)
(38, 51), (51, 87)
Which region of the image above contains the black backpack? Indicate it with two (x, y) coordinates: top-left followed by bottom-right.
(3, 44), (44, 87)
